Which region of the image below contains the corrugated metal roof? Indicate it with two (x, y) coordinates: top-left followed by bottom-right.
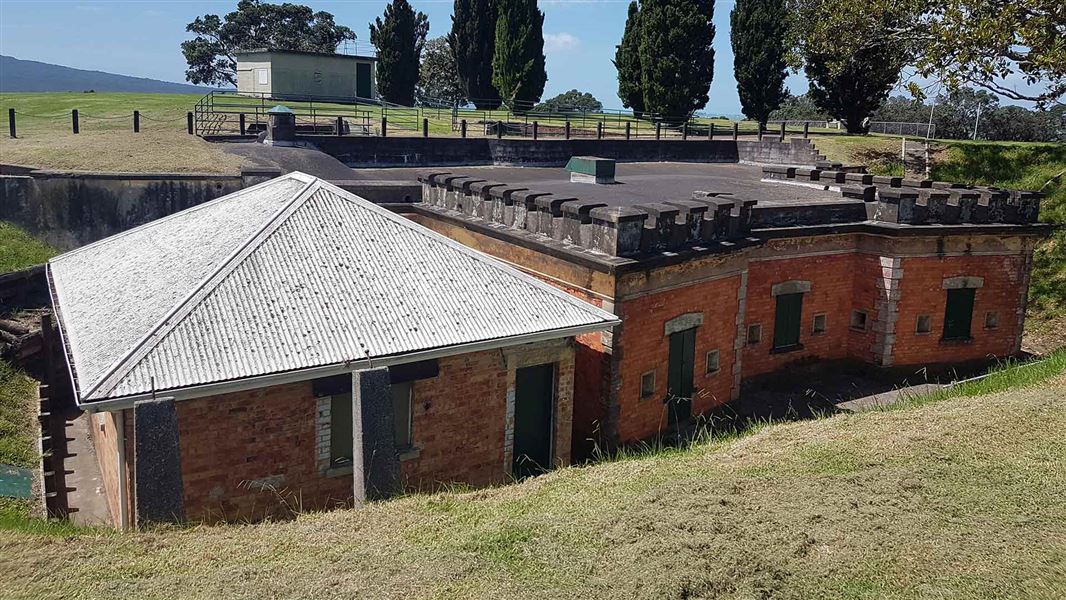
(48, 173), (617, 403)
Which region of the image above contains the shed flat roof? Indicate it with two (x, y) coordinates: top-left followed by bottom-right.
(235, 48), (377, 61)
(49, 173), (617, 404)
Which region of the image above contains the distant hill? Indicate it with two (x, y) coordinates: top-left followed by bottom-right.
(0, 55), (213, 94)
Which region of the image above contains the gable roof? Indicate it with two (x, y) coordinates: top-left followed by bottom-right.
(48, 173), (617, 404)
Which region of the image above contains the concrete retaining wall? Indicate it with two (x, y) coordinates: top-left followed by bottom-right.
(0, 168), (278, 250)
(303, 136), (825, 168)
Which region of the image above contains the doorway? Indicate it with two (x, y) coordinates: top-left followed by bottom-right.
(667, 328), (696, 426)
(512, 363), (555, 479)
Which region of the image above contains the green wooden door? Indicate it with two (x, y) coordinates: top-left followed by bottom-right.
(667, 328), (695, 425)
(356, 63), (372, 98)
(943, 288), (975, 340)
(513, 363), (554, 479)
(773, 292), (804, 350)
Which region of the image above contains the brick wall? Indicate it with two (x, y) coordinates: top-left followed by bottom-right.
(742, 253), (858, 377)
(87, 410), (121, 526)
(891, 255), (1026, 365)
(124, 341), (578, 523)
(614, 275), (741, 442)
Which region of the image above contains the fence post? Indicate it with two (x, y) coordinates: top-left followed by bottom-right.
(757, 123), (763, 141)
(533, 121), (539, 140)
(625, 121), (631, 140)
(596, 121), (603, 140)
(240, 113), (246, 136)
(708, 122), (714, 140)
(779, 121), (786, 142)
(186, 111), (193, 135)
(655, 122), (661, 140)
(381, 117), (387, 137)
(422, 118), (429, 138)
(565, 121), (571, 140)
(8, 108), (15, 138)
(460, 119), (467, 138)
(72, 109), (80, 134)
(732, 123), (738, 140)
(496, 120), (503, 139)
(336, 116), (343, 137)
(682, 122), (688, 140)
(803, 121), (809, 139)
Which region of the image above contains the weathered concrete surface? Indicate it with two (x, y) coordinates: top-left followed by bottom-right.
(353, 368), (402, 502)
(64, 412), (112, 526)
(134, 398), (185, 526)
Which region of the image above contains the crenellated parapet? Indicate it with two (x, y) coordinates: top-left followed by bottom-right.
(762, 166), (1042, 226)
(418, 172), (756, 257)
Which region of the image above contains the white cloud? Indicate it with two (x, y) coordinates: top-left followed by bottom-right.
(544, 33), (580, 54)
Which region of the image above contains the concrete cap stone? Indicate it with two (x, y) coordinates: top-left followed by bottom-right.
(590, 205), (649, 224)
(535, 195), (576, 215)
(488, 185), (528, 200)
(561, 199), (608, 217)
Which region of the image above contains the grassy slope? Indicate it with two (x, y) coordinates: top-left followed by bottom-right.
(0, 222), (56, 273)
(1, 353), (1062, 600)
(0, 360), (43, 527)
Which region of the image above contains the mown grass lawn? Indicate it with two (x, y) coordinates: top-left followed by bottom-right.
(1, 352), (1062, 600)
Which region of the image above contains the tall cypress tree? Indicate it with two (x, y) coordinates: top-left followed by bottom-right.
(491, 0), (547, 110)
(448, 0), (501, 109)
(730, 0), (787, 129)
(638, 0), (716, 121)
(614, 1), (645, 117)
(369, 0), (429, 106)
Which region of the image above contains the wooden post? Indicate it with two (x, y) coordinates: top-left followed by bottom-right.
(779, 121), (786, 142)
(565, 121), (571, 139)
(336, 116), (343, 136)
(625, 121), (631, 140)
(496, 120), (503, 139)
(8, 108), (15, 138)
(682, 122), (688, 140)
(803, 121), (809, 138)
(381, 116), (387, 137)
(422, 118), (429, 138)
(133, 110), (140, 133)
(532, 121), (538, 140)
(708, 122), (715, 140)
(596, 121), (603, 139)
(732, 122), (738, 140)
(186, 111), (193, 135)
(655, 122), (661, 140)
(757, 123), (763, 141)
(460, 119), (467, 138)
(239, 113), (246, 135)
(72, 109), (79, 134)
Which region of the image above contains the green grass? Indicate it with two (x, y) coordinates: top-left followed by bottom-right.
(0, 222), (55, 274)
(0, 360), (42, 532)
(1, 357), (1062, 599)
(1, 92), (200, 134)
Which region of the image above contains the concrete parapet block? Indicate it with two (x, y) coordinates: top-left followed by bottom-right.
(844, 172), (874, 186)
(794, 167), (822, 182)
(819, 170), (847, 184)
(561, 199), (608, 246)
(535, 195), (575, 240)
(762, 166), (796, 180)
(134, 398), (185, 526)
(441, 175), (472, 211)
(731, 198), (758, 237)
(1013, 190), (1042, 223)
(590, 205), (647, 256)
(468, 181), (507, 218)
(635, 202), (681, 250)
(872, 188), (920, 224)
(690, 196), (736, 241)
(842, 185), (876, 202)
(663, 199), (710, 242)
(872, 175), (903, 188)
(946, 189), (979, 223)
(902, 178), (933, 189)
(917, 188), (949, 223)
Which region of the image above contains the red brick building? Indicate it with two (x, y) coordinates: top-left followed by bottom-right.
(410, 161), (1046, 452)
(48, 174), (616, 526)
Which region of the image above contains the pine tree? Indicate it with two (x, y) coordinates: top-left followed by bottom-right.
(491, 0), (547, 110)
(614, 1), (645, 116)
(369, 0), (429, 106)
(448, 0), (501, 109)
(638, 0), (716, 122)
(805, 41), (904, 133)
(729, 0), (787, 129)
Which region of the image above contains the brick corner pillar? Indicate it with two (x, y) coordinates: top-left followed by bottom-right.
(352, 367), (401, 504)
(871, 256), (904, 366)
(133, 397), (185, 526)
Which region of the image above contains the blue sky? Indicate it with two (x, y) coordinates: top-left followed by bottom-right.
(0, 1), (1043, 115)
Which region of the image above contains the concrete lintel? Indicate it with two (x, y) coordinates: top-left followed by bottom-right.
(942, 276), (984, 290)
(771, 280), (812, 296)
(664, 312), (704, 336)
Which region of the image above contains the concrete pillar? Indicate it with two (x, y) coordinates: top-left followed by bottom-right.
(352, 368), (402, 503)
(134, 398), (185, 526)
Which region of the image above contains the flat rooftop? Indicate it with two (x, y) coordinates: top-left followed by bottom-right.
(360, 162), (847, 208)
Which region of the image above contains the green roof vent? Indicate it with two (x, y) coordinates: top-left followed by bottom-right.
(566, 156), (616, 184)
